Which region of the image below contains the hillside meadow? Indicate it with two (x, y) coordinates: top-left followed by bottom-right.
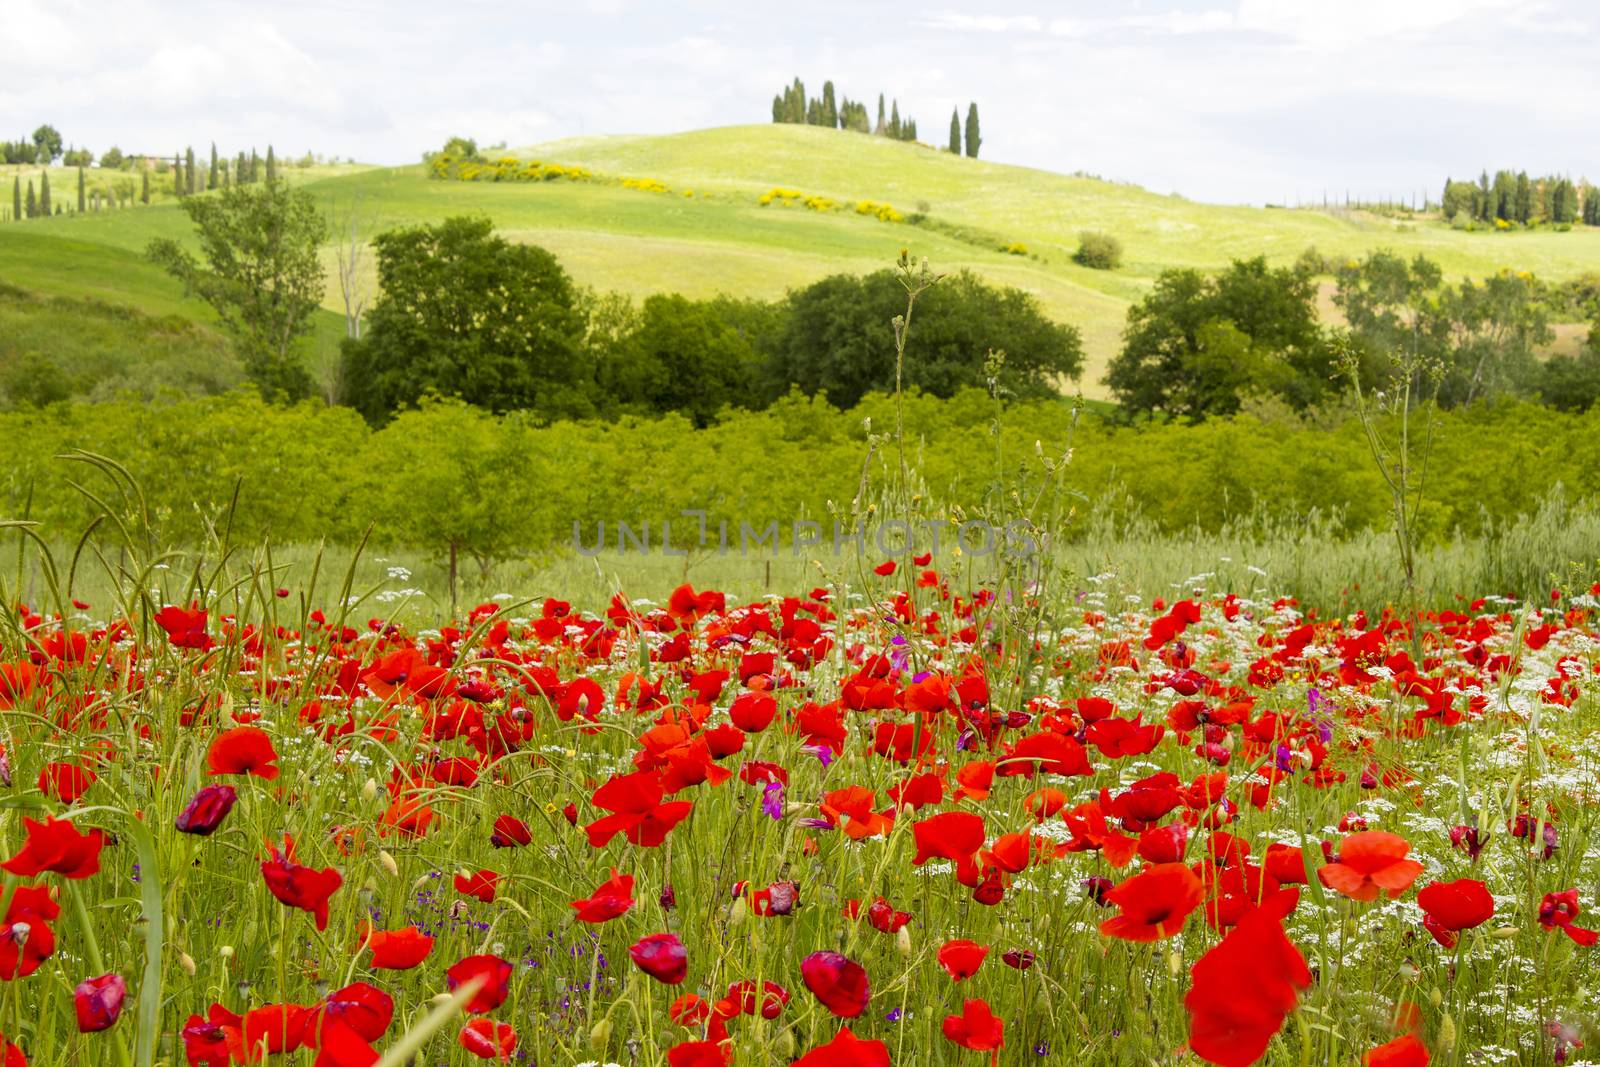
(3, 125), (1598, 395)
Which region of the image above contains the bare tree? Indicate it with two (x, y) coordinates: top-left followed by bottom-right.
(332, 196), (370, 340)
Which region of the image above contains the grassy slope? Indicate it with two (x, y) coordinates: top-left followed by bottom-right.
(1, 125), (1597, 395)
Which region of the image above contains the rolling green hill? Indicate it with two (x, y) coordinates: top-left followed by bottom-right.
(1, 124), (1596, 397)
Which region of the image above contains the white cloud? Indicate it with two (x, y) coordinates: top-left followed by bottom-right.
(0, 0), (1592, 204)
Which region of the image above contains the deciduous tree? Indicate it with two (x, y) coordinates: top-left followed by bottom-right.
(147, 179), (325, 399)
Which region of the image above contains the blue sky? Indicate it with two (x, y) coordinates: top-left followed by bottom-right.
(4, 0), (1594, 204)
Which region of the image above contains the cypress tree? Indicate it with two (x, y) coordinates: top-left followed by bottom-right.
(821, 81), (838, 128)
(1514, 172), (1532, 224)
(77, 165), (85, 212)
(772, 94), (784, 123)
(266, 145), (277, 183)
(875, 94), (886, 135)
(140, 168), (150, 204)
(806, 96), (822, 125)
(174, 153), (183, 197)
(949, 109), (961, 152)
(888, 100), (901, 139)
(905, 119), (917, 142)
(209, 142), (219, 189)
(25, 181), (36, 218)
(964, 102), (981, 158)
(11, 175), (19, 221)
(185, 147), (197, 195)
(39, 171), (50, 215)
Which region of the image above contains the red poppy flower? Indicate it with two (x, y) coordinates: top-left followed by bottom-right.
(38, 762), (95, 804)
(182, 1009), (232, 1066)
(800, 951), (871, 1018)
(489, 814), (532, 848)
(667, 1040), (732, 1067)
(942, 998), (1004, 1057)
(1, 815), (105, 879)
(1416, 879), (1494, 947)
(570, 870), (634, 923)
(0, 883), (60, 979)
(911, 811), (986, 884)
(1365, 1033), (1430, 1067)
(300, 981), (393, 1062)
(1184, 897), (1311, 1067)
(1318, 832), (1423, 902)
(154, 605), (213, 650)
(74, 973), (126, 1032)
(937, 939), (990, 981)
(362, 925), (434, 969)
(585, 770), (693, 848)
(630, 933), (688, 984)
(173, 783), (238, 837)
(460, 1018), (518, 1061)
(792, 1026), (891, 1067)
(207, 726), (280, 780)
(446, 954), (513, 1014)
(261, 836), (343, 931)
(729, 691), (778, 732)
(1538, 889), (1599, 946)
(454, 870), (499, 903)
(235, 1003), (310, 1059)
(1099, 863), (1204, 942)
(1262, 843), (1308, 885)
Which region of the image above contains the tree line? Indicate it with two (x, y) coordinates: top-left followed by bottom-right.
(1105, 249), (1600, 420)
(135, 180), (1080, 420)
(769, 78), (982, 157)
(1440, 170), (1593, 227)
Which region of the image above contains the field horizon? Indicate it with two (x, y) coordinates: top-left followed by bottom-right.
(4, 122), (1597, 398)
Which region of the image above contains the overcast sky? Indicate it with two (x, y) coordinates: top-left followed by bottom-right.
(5, 0), (1594, 204)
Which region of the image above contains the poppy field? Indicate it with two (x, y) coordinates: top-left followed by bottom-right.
(0, 552), (1598, 1067)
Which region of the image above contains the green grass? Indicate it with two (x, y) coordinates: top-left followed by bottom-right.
(2, 126), (1598, 395)
(0, 282), (242, 403)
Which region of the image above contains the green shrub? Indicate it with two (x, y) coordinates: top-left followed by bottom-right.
(1073, 230), (1123, 270)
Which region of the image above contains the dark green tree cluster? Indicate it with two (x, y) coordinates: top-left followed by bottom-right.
(1442, 170), (1587, 225)
(1334, 250), (1574, 407)
(1, 125), (62, 164)
(772, 79), (919, 140)
(166, 145), (275, 198)
(340, 219), (1081, 426)
(1105, 257), (1335, 421)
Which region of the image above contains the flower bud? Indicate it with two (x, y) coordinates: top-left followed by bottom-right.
(362, 778), (378, 803)
(379, 850), (399, 878)
(1438, 1013), (1457, 1053)
(589, 1016), (612, 1051)
(218, 945), (234, 959)
(179, 951), (196, 976)
(895, 925), (912, 956)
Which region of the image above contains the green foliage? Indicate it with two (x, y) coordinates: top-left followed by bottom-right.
(0, 282), (241, 407)
(1073, 230), (1122, 270)
(1335, 250), (1553, 406)
(964, 102), (981, 158)
(948, 109), (961, 153)
(100, 146), (125, 170)
(1106, 256), (1334, 419)
(31, 124), (62, 163)
(146, 179), (325, 400)
(763, 269), (1083, 407)
(4, 392), (1600, 566)
(339, 216), (586, 424)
